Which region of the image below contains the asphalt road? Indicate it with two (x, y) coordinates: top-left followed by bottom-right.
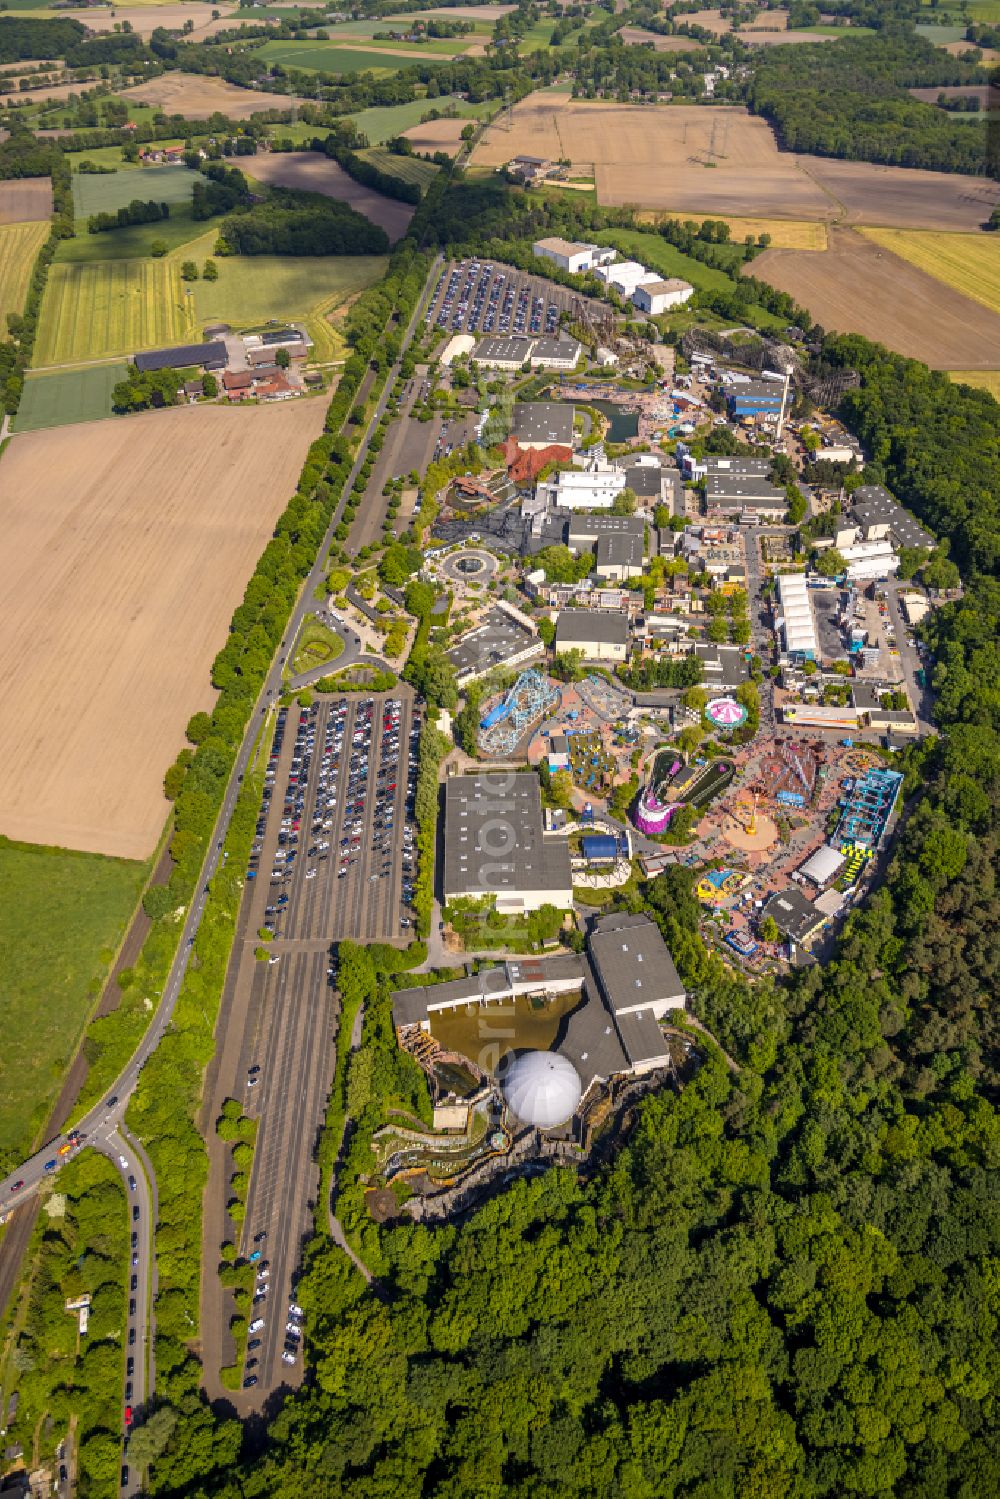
(0, 254), (443, 1436)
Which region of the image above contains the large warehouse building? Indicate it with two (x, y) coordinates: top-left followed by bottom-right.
(442, 772), (573, 914)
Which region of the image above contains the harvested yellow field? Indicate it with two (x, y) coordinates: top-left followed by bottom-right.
(34, 258), (193, 365)
(0, 220), (48, 328)
(948, 371), (1000, 398)
(637, 210), (827, 249)
(0, 399), (328, 859)
(859, 228), (1000, 316)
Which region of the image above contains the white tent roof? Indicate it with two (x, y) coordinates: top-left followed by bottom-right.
(799, 844), (845, 887)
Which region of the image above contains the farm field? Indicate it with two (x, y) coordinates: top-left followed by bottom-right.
(0, 837), (145, 1168)
(634, 209), (827, 249)
(0, 177), (52, 224)
(255, 39), (452, 71)
(358, 147), (439, 191)
(55, 202), (207, 262)
(948, 371), (1000, 396)
(14, 363), (129, 432)
(71, 162), (198, 218)
(180, 231), (386, 358)
(121, 72), (309, 119)
(0, 399), (328, 860)
(618, 28), (703, 50)
(471, 98), (1000, 230)
(400, 115), (474, 154)
(34, 257), (190, 364)
(798, 156), (1000, 231)
(43, 2), (243, 37)
(350, 94), (491, 143)
(245, 151), (416, 240)
(749, 228), (1000, 369)
(858, 228), (1000, 315)
(0, 219), (48, 330)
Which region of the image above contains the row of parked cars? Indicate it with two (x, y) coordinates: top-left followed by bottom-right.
(243, 1228), (305, 1387)
(429, 259), (560, 336)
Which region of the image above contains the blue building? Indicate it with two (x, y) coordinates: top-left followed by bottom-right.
(582, 834), (618, 865)
(727, 380), (784, 418)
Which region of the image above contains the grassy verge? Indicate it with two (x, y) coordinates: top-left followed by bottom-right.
(0, 837), (146, 1174)
(291, 614), (346, 675)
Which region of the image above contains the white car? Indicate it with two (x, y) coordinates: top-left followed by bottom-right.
(249, 1318), (265, 1333)
(282, 1350), (297, 1365)
(119, 1155), (129, 1170)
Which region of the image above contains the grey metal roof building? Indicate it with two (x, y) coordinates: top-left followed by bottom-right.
(134, 340), (227, 373)
(555, 609), (630, 655)
(706, 473), (785, 501)
(475, 334), (534, 367)
(588, 911), (685, 1019)
(595, 531), (644, 575)
(852, 484), (934, 550)
(512, 401), (575, 447)
(567, 513), (645, 549)
(445, 607), (542, 684)
(703, 455), (772, 476)
(762, 886), (828, 945)
(442, 773), (573, 912)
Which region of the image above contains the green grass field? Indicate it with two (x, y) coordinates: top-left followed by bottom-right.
(181, 234), (387, 361)
(590, 229), (739, 293)
(254, 40), (450, 72)
(71, 163), (199, 218)
(349, 94), (492, 144)
(0, 219), (48, 330)
(56, 203), (208, 264)
(0, 836), (145, 1170)
(34, 257), (191, 364)
(292, 615), (346, 675)
(14, 362), (129, 431)
(358, 148), (440, 191)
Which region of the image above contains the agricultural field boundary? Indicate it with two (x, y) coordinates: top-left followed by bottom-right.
(0, 220), (49, 332)
(858, 226), (1000, 316)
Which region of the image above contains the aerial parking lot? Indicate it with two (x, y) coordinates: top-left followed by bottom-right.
(426, 258), (576, 338)
(250, 692), (421, 943)
(203, 690), (421, 1405)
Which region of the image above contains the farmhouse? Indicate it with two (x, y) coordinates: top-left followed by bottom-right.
(134, 340), (228, 374)
(441, 772), (573, 914)
(631, 278), (694, 314)
(555, 609), (630, 662)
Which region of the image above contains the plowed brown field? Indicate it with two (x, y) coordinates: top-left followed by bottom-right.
(245, 151), (415, 241)
(122, 72), (308, 120)
(749, 227), (1000, 369)
(471, 98), (1000, 230)
(0, 178), (52, 224)
(0, 400), (327, 859)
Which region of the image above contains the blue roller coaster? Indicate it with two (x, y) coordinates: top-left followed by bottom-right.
(478, 668), (560, 757)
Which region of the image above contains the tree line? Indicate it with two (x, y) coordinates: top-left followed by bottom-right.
(88, 198), (170, 235)
(747, 29), (992, 175)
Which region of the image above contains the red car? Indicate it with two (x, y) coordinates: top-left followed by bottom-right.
(125, 1406), (133, 1429)
(10, 1180), (23, 1193)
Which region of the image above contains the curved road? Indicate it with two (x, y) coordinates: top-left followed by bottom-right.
(0, 253), (443, 1443)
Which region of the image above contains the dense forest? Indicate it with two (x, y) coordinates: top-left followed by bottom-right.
(747, 31), (991, 173)
(0, 16), (85, 62)
(217, 189), (390, 256)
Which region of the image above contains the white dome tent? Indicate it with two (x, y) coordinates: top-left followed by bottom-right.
(501, 1051), (582, 1130)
